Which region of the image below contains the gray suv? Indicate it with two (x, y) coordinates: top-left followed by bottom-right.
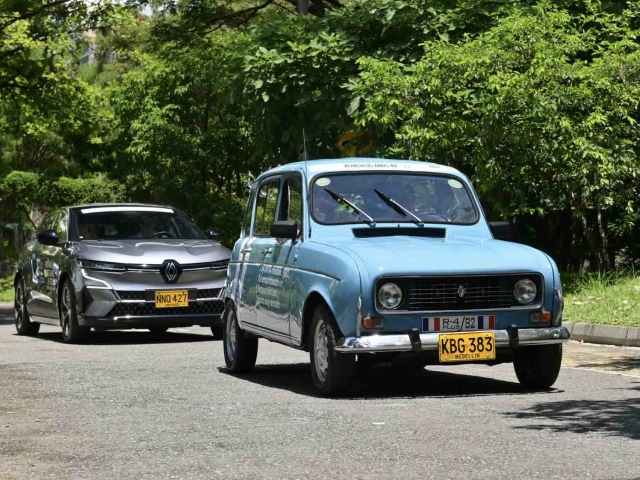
(13, 204), (230, 343)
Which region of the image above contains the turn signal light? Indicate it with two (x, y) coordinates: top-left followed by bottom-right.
(530, 311), (552, 323)
(363, 317), (384, 329)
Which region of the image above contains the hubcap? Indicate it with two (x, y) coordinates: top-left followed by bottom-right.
(61, 285), (71, 337)
(14, 282), (24, 328)
(314, 319), (329, 382)
(226, 312), (237, 361)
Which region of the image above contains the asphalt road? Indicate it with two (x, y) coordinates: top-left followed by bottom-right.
(1, 306), (639, 480)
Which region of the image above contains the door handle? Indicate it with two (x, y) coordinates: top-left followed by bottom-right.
(260, 248), (273, 255)
(240, 248), (251, 254)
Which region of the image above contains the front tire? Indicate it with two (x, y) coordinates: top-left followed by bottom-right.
(308, 305), (356, 396)
(223, 305), (258, 373)
(60, 280), (89, 344)
(14, 279), (40, 336)
(148, 326), (169, 335)
(210, 325), (223, 340)
(514, 344), (562, 389)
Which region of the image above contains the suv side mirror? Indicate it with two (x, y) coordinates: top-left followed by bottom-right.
(489, 221), (512, 241)
(205, 228), (219, 240)
(36, 229), (60, 246)
(270, 221), (298, 241)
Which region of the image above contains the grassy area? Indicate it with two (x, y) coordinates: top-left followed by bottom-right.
(563, 270), (640, 328)
(0, 275), (14, 303)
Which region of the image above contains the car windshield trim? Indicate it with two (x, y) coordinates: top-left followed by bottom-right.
(80, 206), (174, 214)
(310, 172), (480, 227)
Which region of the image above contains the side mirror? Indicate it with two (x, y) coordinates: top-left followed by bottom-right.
(270, 221), (298, 241)
(205, 228), (219, 240)
(489, 221), (512, 241)
(36, 229), (60, 246)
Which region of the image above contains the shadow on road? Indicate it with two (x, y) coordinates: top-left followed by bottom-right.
(24, 330), (217, 345)
(570, 358), (640, 373)
(505, 383), (640, 440)
(220, 362), (560, 399)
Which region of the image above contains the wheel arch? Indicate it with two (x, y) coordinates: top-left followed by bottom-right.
(300, 291), (340, 351)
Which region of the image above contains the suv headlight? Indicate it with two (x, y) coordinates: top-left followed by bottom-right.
(378, 283), (403, 309)
(77, 259), (126, 272)
(514, 278), (537, 304)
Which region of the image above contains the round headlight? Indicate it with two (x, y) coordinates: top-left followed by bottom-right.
(514, 279), (537, 305)
(379, 283), (403, 310)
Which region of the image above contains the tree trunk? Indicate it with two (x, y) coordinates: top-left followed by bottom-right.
(595, 205), (611, 270)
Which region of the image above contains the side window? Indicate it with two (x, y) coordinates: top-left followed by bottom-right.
(241, 186), (257, 238)
(278, 174), (303, 233)
(253, 178), (280, 236)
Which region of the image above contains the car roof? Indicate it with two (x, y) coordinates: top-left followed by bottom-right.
(256, 158), (463, 182)
(68, 203), (178, 210)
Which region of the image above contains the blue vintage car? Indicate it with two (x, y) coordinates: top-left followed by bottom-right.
(223, 159), (569, 395)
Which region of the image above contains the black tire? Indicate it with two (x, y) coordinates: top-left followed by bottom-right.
(148, 326), (169, 335)
(14, 278), (40, 336)
(223, 305), (258, 373)
(60, 279), (90, 344)
(210, 325), (223, 340)
(308, 305), (356, 396)
(514, 344), (562, 389)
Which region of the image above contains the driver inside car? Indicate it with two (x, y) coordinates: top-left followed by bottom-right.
(135, 215), (155, 238)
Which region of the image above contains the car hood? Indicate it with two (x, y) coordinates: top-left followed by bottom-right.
(314, 235), (553, 280)
(77, 239), (231, 265)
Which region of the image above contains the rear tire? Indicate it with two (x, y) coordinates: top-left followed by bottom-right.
(223, 305), (258, 373)
(14, 279), (40, 336)
(60, 279), (89, 344)
(514, 344), (562, 389)
(308, 305), (356, 396)
(210, 325), (223, 339)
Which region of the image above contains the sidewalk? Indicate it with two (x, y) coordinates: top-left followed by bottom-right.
(565, 321), (640, 348)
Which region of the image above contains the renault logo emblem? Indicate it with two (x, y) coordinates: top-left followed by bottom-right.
(161, 260), (182, 284)
(457, 285), (466, 298)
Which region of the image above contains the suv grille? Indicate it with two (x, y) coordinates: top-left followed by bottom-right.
(117, 289), (222, 302)
(376, 274), (543, 312)
(110, 300), (224, 318)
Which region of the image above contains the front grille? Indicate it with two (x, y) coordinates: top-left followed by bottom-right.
(377, 274), (543, 312)
(116, 288), (222, 302)
(109, 300), (224, 318)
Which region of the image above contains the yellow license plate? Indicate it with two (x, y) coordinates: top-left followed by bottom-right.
(438, 331), (496, 363)
(154, 290), (189, 308)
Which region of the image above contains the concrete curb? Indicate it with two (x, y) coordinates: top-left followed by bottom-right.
(564, 321), (640, 348)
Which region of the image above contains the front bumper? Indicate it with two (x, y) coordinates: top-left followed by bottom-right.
(78, 313), (223, 329)
(335, 326), (570, 353)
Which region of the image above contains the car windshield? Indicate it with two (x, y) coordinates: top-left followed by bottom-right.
(71, 207), (206, 241)
(312, 173), (478, 225)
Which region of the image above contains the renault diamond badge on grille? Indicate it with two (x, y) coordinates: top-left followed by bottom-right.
(457, 285), (466, 298)
(161, 260), (182, 284)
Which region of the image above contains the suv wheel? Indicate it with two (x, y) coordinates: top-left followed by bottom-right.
(15, 279), (40, 336)
(223, 305), (258, 373)
(513, 344), (562, 389)
(308, 305), (356, 396)
(60, 280), (89, 344)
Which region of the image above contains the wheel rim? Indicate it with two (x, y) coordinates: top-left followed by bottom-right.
(14, 282), (24, 328)
(314, 319), (329, 382)
(61, 284), (71, 337)
(226, 312), (237, 361)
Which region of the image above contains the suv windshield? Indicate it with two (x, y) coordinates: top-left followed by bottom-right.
(312, 173), (478, 225)
(71, 206), (206, 241)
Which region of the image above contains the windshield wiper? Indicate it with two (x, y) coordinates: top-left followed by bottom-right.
(374, 188), (424, 227)
(324, 188), (376, 226)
